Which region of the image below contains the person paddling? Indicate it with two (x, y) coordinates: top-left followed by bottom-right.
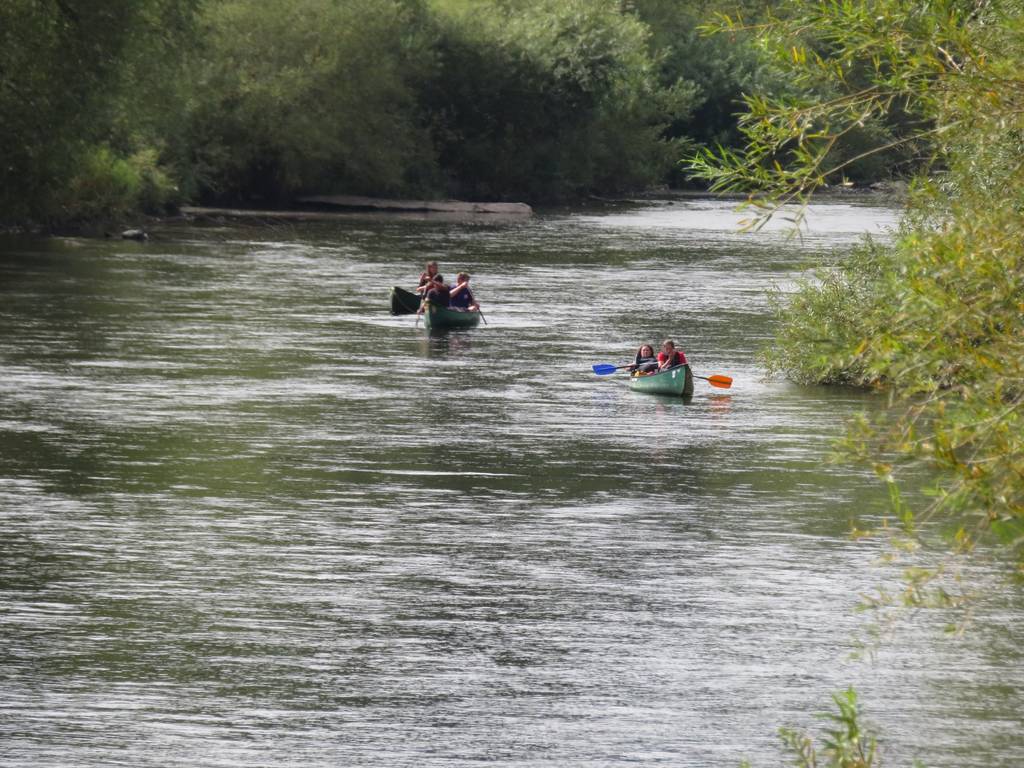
(657, 339), (687, 371)
(629, 344), (658, 373)
(448, 272), (479, 312)
(416, 260), (439, 295)
(422, 274), (451, 308)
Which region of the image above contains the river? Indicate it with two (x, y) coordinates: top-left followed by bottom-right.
(1, 198), (1021, 767)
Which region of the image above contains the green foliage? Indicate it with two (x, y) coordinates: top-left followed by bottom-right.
(780, 688), (878, 768)
(421, 0), (691, 200)
(0, 0), (198, 227)
(179, 0), (697, 204)
(184, 0), (439, 203)
(57, 147), (141, 225)
(685, 0), (966, 217)
(631, 0), (781, 152)
(50, 147), (181, 225)
(765, 240), (897, 386)
(699, 0), (1024, 590)
(1, 0), (880, 223)
(742, 689), (890, 768)
(129, 149), (181, 215)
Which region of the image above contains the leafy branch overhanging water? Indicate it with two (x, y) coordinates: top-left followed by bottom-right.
(689, 1), (1024, 763)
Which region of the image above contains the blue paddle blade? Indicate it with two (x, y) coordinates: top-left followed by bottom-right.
(592, 363), (619, 375)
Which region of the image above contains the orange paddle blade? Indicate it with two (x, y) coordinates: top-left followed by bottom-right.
(706, 374), (732, 388)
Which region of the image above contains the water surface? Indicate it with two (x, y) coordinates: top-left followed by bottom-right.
(1, 198), (1021, 767)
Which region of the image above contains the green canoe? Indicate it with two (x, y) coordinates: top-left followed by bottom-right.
(628, 365), (694, 397)
(390, 285), (422, 315)
(422, 300), (481, 331)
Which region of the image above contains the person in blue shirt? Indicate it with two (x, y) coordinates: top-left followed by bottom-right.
(448, 272), (479, 311)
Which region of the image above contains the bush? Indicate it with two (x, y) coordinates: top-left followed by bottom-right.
(763, 240), (897, 387)
(55, 147), (140, 224)
(129, 149), (181, 215)
(51, 145), (179, 226)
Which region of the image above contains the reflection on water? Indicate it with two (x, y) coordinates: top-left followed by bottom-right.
(706, 393), (733, 417)
(420, 329), (477, 357)
(0, 199), (1020, 768)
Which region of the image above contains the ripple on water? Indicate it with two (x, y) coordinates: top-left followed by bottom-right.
(0, 200), (1020, 768)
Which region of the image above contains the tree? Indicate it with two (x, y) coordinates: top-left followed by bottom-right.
(689, 0), (1024, 599)
(184, 0), (690, 204)
(630, 0), (779, 149)
(183, 0), (439, 204)
(419, 0), (693, 201)
(0, 0), (199, 226)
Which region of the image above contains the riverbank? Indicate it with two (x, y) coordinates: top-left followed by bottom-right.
(3, 182), (907, 238)
(296, 194), (532, 215)
(179, 184), (906, 227)
(177, 204), (532, 227)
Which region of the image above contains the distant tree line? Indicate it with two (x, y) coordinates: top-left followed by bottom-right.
(0, 0), (787, 227)
(1, 0), (921, 229)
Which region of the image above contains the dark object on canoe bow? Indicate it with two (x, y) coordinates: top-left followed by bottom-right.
(390, 286), (422, 315)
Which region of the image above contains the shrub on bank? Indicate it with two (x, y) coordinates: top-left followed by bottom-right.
(698, 0), (1024, 593)
(52, 146), (180, 227)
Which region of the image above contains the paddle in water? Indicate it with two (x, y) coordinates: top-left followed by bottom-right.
(591, 362), (733, 388)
